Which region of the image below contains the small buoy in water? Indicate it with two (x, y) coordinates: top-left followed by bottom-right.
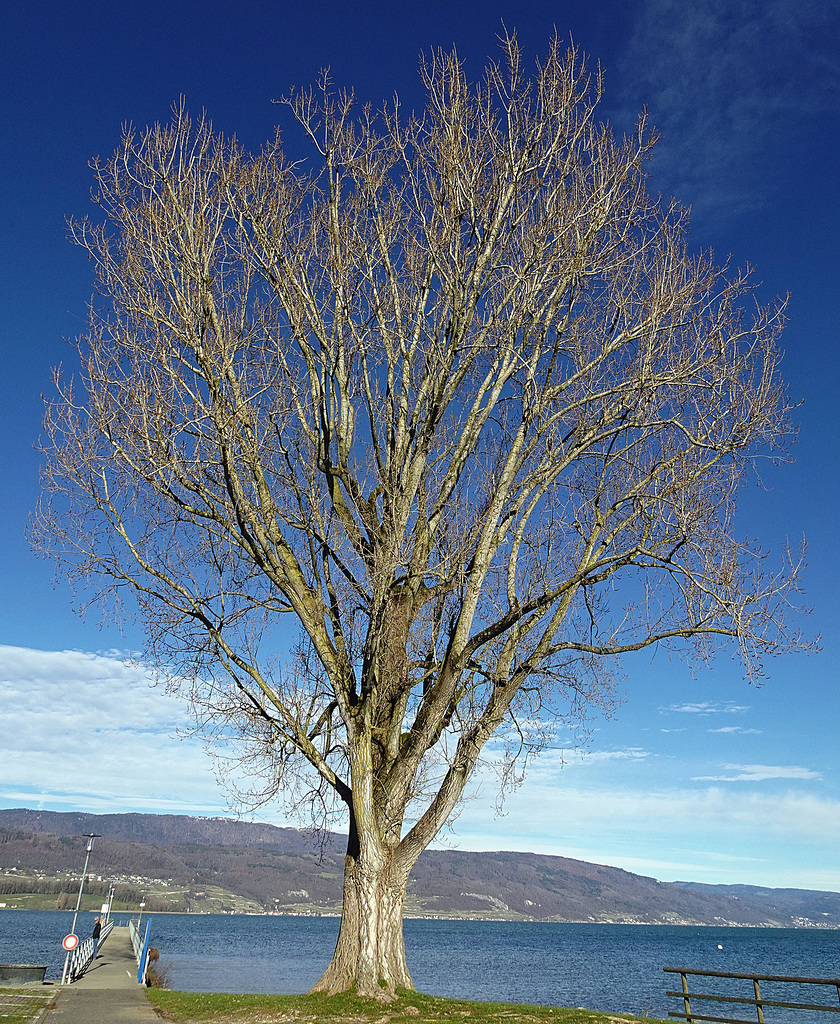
(717, 944), (723, 950)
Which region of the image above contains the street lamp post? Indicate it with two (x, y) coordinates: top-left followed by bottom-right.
(105, 883), (115, 924)
(60, 833), (101, 985)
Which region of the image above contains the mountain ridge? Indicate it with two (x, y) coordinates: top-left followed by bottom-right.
(1, 807), (837, 927)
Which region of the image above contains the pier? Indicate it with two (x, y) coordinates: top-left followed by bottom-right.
(44, 926), (158, 1023)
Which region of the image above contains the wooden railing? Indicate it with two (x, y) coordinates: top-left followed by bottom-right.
(664, 968), (840, 1024)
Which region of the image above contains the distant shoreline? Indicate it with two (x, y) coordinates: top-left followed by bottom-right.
(2, 906), (838, 929)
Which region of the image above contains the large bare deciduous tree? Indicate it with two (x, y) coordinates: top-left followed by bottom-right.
(33, 35), (809, 996)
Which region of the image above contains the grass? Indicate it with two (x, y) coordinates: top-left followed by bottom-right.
(145, 989), (666, 1024)
(0, 987), (54, 1023)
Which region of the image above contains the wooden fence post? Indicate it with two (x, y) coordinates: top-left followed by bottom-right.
(753, 977), (764, 1024)
(681, 972), (692, 1023)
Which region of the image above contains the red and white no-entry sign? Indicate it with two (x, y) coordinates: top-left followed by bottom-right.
(62, 934), (79, 951)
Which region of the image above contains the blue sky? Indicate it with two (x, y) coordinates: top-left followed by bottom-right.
(1, 0), (838, 891)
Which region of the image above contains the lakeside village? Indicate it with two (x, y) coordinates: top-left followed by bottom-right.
(0, 866), (311, 916)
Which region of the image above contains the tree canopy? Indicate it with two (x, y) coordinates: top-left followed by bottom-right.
(33, 35), (809, 995)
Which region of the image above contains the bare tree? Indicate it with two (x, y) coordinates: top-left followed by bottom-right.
(33, 35), (809, 996)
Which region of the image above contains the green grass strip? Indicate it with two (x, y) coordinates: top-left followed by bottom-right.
(145, 988), (665, 1024)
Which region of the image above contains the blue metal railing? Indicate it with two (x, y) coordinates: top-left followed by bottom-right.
(128, 916), (152, 985)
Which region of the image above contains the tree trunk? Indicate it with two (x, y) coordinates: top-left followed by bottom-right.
(310, 829), (413, 998)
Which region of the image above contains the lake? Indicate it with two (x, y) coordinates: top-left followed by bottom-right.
(2, 910), (839, 1019)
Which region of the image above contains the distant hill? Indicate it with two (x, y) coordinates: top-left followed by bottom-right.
(0, 807), (312, 851)
(1, 807), (837, 926)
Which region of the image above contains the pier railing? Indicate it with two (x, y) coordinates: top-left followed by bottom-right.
(66, 920), (114, 982)
(665, 968), (840, 1024)
(128, 917), (143, 962)
(128, 916), (153, 985)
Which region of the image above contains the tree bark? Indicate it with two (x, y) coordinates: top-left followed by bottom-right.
(310, 827), (412, 998)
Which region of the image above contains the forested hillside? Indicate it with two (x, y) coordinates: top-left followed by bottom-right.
(1, 808), (837, 926)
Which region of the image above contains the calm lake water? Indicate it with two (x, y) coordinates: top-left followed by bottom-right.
(2, 910), (839, 1019)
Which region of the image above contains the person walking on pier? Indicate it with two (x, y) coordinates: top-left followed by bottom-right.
(91, 916), (101, 957)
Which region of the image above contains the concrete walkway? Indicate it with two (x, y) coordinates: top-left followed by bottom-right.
(43, 927), (159, 1023)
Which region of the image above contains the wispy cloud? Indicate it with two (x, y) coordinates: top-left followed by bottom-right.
(0, 645), (241, 817)
(692, 763), (822, 783)
(707, 726), (762, 735)
(3, 645), (836, 891)
(583, 747), (651, 763)
(660, 701), (749, 715)
(481, 743), (653, 783)
(615, 0), (840, 218)
(456, 773), (840, 839)
(449, 770), (840, 886)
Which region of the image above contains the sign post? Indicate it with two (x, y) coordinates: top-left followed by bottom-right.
(60, 833), (101, 985)
(60, 934), (79, 984)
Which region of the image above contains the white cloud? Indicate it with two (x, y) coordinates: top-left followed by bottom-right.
(580, 747), (651, 763)
(0, 645), (231, 816)
(692, 763), (822, 783)
(448, 778), (840, 851)
(482, 744), (653, 785)
(445, 752), (840, 886)
(660, 701), (749, 715)
(615, 0), (840, 218)
(3, 645), (837, 891)
(707, 726), (762, 735)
